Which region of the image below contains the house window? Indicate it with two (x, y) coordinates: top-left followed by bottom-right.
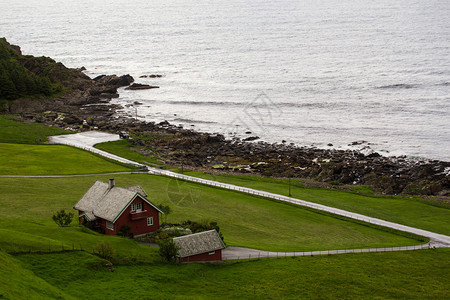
(147, 217), (153, 226)
(106, 221), (114, 231)
(130, 202), (143, 212)
(209, 251), (216, 255)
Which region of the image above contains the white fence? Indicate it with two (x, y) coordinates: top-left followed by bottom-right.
(222, 243), (434, 261)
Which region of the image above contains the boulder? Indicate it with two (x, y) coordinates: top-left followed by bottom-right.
(125, 83), (159, 90)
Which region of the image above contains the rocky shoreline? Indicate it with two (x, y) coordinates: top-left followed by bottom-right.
(3, 41), (449, 198)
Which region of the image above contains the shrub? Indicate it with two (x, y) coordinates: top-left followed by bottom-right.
(158, 239), (179, 262)
(117, 225), (132, 238)
(181, 219), (224, 243)
(52, 209), (74, 227)
(94, 241), (115, 260)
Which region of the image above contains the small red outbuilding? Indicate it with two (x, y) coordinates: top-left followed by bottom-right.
(74, 179), (163, 237)
(173, 229), (226, 262)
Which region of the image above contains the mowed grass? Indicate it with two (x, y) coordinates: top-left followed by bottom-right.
(184, 172), (450, 236)
(0, 115), (68, 144)
(0, 251), (75, 300)
(0, 175), (421, 255)
(0, 143), (136, 175)
(15, 249), (450, 299)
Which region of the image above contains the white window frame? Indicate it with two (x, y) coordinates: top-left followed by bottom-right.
(130, 202), (143, 212)
(208, 251), (216, 255)
(146, 217), (153, 226)
(106, 221), (114, 231)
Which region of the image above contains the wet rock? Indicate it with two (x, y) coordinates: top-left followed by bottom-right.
(243, 136), (259, 141)
(125, 83), (159, 90)
(93, 74), (134, 87)
(139, 74), (163, 78)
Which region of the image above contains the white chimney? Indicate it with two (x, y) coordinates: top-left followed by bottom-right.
(109, 178), (115, 189)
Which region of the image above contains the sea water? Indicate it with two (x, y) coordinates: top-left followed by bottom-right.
(1, 0), (449, 161)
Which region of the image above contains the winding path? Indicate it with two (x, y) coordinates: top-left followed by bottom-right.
(48, 131), (450, 255)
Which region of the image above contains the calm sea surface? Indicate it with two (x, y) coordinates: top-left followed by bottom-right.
(1, 0), (449, 161)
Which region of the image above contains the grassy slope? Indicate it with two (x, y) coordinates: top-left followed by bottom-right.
(184, 172), (450, 236)
(0, 143), (134, 175)
(0, 175), (420, 254)
(15, 249), (450, 299)
(0, 115), (68, 144)
(0, 251), (75, 300)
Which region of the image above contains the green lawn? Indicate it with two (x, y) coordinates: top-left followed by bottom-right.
(0, 143), (136, 175)
(183, 172), (450, 236)
(14, 249), (450, 299)
(0, 251), (75, 300)
(0, 175), (422, 256)
(0, 115), (68, 144)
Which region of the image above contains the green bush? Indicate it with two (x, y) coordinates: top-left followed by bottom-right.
(116, 225), (132, 238)
(93, 241), (115, 260)
(158, 239), (179, 262)
(181, 219), (225, 243)
(52, 209), (74, 227)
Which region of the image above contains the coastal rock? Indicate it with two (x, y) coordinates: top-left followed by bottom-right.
(93, 74), (134, 87)
(243, 136), (259, 141)
(139, 74), (163, 78)
(125, 83), (159, 90)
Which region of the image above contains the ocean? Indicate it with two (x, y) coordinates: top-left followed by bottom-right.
(1, 0), (449, 161)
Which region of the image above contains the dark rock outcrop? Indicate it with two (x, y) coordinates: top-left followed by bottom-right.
(125, 83), (159, 90)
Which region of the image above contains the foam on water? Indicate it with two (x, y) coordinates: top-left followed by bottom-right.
(1, 0), (449, 161)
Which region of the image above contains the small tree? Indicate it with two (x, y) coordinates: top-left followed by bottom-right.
(158, 238), (179, 262)
(94, 241), (115, 260)
(52, 209), (74, 227)
(158, 203), (171, 224)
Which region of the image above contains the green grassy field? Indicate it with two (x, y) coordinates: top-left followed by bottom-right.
(0, 174), (420, 254)
(0, 143), (136, 175)
(0, 251), (75, 300)
(12, 249), (450, 299)
(0, 115), (68, 144)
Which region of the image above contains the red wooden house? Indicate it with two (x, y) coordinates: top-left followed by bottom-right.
(74, 179), (163, 237)
(173, 230), (226, 262)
